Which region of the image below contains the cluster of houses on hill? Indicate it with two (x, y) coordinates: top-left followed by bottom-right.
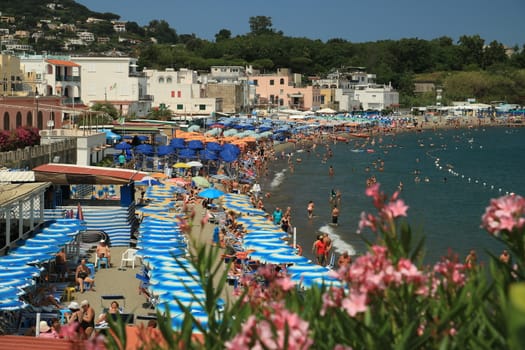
(0, 53), (399, 133)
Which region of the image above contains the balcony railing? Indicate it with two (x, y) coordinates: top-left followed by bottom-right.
(55, 75), (81, 82)
(62, 97), (82, 105)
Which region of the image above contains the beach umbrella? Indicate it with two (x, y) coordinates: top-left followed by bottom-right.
(137, 135), (149, 141)
(186, 161), (203, 167)
(188, 140), (204, 150)
(192, 176), (210, 188)
(178, 148), (197, 160)
(206, 142), (222, 152)
(267, 253), (310, 265)
(150, 172), (168, 179)
(135, 144), (154, 155)
(173, 162), (191, 169)
(115, 141), (132, 150)
(135, 176), (162, 186)
(157, 145), (175, 157)
(211, 174), (230, 181)
(200, 150), (218, 161)
(170, 138), (186, 149)
(198, 188), (224, 199)
(0, 300), (28, 311)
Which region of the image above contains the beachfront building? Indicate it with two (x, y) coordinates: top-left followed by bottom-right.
(202, 66), (252, 114)
(318, 68), (399, 111)
(250, 68), (321, 112)
(0, 54), (25, 96)
(144, 68), (217, 116)
(71, 56), (150, 117)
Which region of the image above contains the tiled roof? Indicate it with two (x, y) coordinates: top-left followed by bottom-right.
(45, 59), (80, 67)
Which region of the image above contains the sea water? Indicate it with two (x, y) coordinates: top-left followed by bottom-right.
(261, 126), (525, 264)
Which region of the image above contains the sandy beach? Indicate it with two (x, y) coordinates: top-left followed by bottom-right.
(67, 202), (227, 328)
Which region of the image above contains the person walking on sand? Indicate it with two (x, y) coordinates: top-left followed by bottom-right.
(307, 200), (315, 219)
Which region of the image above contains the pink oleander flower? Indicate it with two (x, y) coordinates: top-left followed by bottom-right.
(273, 275), (296, 292)
(226, 307), (313, 350)
(358, 211), (377, 233)
(481, 194), (525, 235)
(382, 199), (409, 220)
(321, 287), (345, 316)
(334, 345), (354, 350)
(342, 292), (368, 317)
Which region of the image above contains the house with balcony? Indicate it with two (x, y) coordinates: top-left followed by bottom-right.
(199, 66), (252, 114)
(145, 68), (217, 116)
(71, 56), (149, 117)
(250, 68), (321, 112)
(318, 68), (399, 111)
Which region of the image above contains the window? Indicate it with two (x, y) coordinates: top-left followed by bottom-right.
(166, 77), (172, 83)
(253, 79), (258, 86)
(3, 112), (10, 130)
(158, 77), (164, 83)
(177, 104), (183, 110)
(26, 112), (32, 127)
(177, 91), (181, 98)
(16, 112), (21, 127)
(270, 80), (274, 85)
(199, 104), (206, 111)
(280, 78), (284, 85)
(37, 112), (43, 130)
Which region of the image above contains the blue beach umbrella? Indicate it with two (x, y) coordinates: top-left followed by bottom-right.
(115, 141), (132, 150)
(0, 300), (28, 311)
(198, 188), (224, 199)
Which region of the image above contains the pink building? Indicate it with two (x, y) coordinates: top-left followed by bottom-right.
(250, 69), (320, 111)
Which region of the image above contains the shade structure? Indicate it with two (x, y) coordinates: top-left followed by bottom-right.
(115, 141), (132, 150)
(170, 138), (186, 149)
(135, 144), (154, 155)
(187, 140), (204, 150)
(157, 145), (175, 157)
(206, 142), (222, 152)
(178, 148), (197, 160)
(198, 188), (224, 199)
(136, 247), (187, 258)
(0, 300), (28, 311)
(192, 176), (210, 188)
(173, 162), (191, 169)
(135, 176), (162, 186)
(186, 161), (203, 167)
(200, 150), (218, 161)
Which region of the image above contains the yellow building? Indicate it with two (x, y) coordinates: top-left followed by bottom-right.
(0, 54), (28, 96)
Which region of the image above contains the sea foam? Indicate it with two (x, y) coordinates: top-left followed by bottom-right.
(318, 224), (356, 256)
(270, 168), (287, 189)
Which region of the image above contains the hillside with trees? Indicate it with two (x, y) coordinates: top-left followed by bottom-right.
(2, 1), (524, 107)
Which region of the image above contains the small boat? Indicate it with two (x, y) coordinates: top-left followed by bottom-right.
(366, 149), (375, 153)
(350, 149), (364, 153)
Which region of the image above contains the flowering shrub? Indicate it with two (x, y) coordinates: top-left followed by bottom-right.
(107, 186), (525, 350)
(0, 126), (40, 152)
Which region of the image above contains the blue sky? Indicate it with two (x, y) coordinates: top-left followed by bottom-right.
(77, 0), (525, 47)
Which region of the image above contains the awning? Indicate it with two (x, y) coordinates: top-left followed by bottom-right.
(33, 164), (149, 185)
(0, 171), (35, 182)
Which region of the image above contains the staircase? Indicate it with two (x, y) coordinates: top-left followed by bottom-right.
(45, 205), (137, 247)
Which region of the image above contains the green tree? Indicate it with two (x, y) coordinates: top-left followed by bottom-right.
(90, 102), (119, 119)
(458, 34), (485, 68)
(215, 29), (231, 42)
(147, 20), (178, 44)
(483, 40), (508, 68)
(249, 16), (273, 35)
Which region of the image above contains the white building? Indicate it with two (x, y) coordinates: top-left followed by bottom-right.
(71, 56), (150, 117)
(144, 68), (217, 116)
(319, 69), (399, 111)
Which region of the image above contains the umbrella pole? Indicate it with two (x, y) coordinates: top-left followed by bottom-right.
(293, 227), (297, 251)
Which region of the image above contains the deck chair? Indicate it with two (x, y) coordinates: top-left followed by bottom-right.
(120, 248), (139, 269)
(327, 253), (336, 270)
(95, 255), (109, 270)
